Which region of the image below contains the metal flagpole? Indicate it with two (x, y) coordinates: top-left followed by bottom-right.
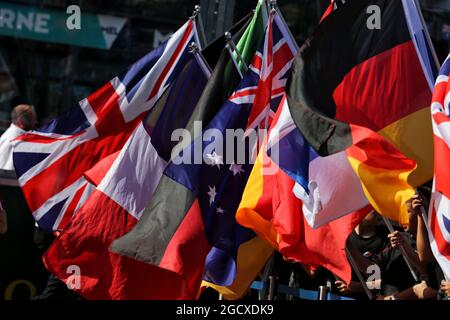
(190, 5), (208, 49)
(188, 42), (212, 78)
(224, 32), (248, 79)
(345, 247), (374, 300)
(269, 0), (299, 51)
(412, 0), (441, 70)
(382, 216), (420, 283)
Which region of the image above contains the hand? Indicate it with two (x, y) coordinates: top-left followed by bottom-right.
(441, 281), (450, 298)
(406, 194), (424, 216)
(335, 280), (352, 294)
(388, 231), (404, 248)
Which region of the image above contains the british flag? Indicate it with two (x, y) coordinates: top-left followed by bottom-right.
(429, 54), (450, 281)
(12, 20), (199, 232)
(229, 12), (297, 137)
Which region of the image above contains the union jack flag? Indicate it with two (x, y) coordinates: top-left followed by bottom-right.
(12, 20), (199, 232)
(429, 54), (450, 281)
(229, 12), (297, 135)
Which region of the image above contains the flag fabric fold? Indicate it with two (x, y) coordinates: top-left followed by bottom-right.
(12, 20), (199, 232)
(286, 0), (433, 188)
(111, 8), (297, 299)
(429, 54), (450, 281)
(43, 42), (211, 299)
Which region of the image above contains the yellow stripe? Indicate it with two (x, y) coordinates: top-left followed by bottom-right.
(378, 107), (433, 187)
(236, 150), (278, 245)
(347, 156), (415, 225)
(202, 236), (274, 300)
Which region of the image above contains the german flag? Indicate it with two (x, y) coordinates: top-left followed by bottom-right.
(286, 0), (434, 187)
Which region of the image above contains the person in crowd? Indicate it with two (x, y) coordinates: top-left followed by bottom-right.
(336, 210), (390, 299)
(382, 190), (446, 300)
(441, 281), (450, 299)
(0, 104), (37, 170)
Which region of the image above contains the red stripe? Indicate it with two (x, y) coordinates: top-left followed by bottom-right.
(87, 83), (129, 136)
(334, 41), (431, 131)
(431, 81), (448, 104)
(44, 190), (194, 299)
(272, 43), (294, 77)
(433, 112), (450, 126)
(159, 198), (211, 298)
(434, 135), (450, 199)
(15, 131), (85, 144)
(22, 117), (140, 212)
(57, 183), (88, 231)
(430, 204), (450, 259)
(147, 22), (193, 102)
(251, 55), (263, 72)
(271, 87), (286, 97)
(84, 151), (120, 187)
(347, 124), (417, 170)
(229, 88), (259, 100)
(320, 1), (335, 22)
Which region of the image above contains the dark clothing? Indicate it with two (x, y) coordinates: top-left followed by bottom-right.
(348, 226), (390, 257)
(379, 232), (417, 292)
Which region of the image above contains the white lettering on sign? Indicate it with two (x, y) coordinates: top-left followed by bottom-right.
(0, 9), (14, 29)
(0, 8), (50, 33)
(16, 12), (34, 31)
(34, 13), (50, 33)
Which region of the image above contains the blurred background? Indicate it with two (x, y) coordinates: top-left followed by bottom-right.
(0, 0), (448, 132)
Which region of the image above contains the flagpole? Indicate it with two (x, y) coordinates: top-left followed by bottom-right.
(345, 247), (374, 300)
(269, 0), (299, 51)
(382, 216), (420, 283)
(224, 31), (248, 79)
(189, 42), (212, 78)
(412, 0), (441, 71)
(191, 5), (208, 49)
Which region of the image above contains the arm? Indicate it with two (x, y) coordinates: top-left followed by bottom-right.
(417, 210), (435, 266)
(388, 231), (422, 272)
(384, 281), (437, 300)
(406, 194), (433, 273)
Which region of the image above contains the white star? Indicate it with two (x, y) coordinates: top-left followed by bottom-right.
(216, 207), (225, 214)
(207, 185), (217, 205)
(229, 162), (245, 176)
(205, 151), (223, 169)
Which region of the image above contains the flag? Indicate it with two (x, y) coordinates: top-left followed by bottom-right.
(236, 139), (369, 284)
(286, 0), (434, 187)
(236, 92), (415, 283)
(43, 49), (211, 299)
(263, 96), (416, 228)
(109, 12), (256, 296)
(111, 9), (296, 299)
(428, 54), (450, 281)
(12, 20), (199, 232)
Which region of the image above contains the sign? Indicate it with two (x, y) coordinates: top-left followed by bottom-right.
(0, 2), (126, 50)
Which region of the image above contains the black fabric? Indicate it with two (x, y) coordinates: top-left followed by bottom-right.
(201, 12), (252, 70)
(286, 0), (411, 156)
(379, 232), (417, 292)
(348, 225), (390, 257)
(0, 186), (49, 300)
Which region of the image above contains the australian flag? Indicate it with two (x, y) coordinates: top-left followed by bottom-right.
(165, 11), (297, 285)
